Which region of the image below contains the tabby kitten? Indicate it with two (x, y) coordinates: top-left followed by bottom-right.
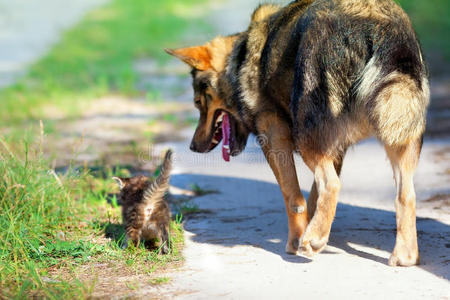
(113, 149), (173, 254)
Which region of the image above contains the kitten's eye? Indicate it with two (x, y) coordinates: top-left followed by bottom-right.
(194, 98), (201, 106)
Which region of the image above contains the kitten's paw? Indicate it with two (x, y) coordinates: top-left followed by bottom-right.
(161, 244), (170, 254)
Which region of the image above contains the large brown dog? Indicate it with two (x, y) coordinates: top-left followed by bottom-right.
(166, 0), (429, 266)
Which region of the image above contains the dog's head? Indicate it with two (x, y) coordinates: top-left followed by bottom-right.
(165, 36), (250, 161)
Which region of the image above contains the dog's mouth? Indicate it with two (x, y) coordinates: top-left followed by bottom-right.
(208, 110), (233, 161)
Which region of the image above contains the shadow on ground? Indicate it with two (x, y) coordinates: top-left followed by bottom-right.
(172, 174), (450, 280)
(103, 222), (126, 246)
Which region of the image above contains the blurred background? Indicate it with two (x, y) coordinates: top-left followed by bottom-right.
(0, 0), (447, 169)
(0, 0), (448, 298)
(0, 0), (448, 168)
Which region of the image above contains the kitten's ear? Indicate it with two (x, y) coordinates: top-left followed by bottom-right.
(112, 177), (125, 190)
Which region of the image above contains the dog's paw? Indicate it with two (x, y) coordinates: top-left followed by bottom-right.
(388, 247), (419, 267)
(299, 233), (328, 257)
(285, 238), (299, 255)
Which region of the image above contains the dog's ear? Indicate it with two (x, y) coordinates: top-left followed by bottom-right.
(165, 46), (212, 71)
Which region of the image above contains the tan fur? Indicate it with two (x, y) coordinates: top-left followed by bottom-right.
(355, 56), (429, 146)
(326, 71), (346, 116)
(207, 36), (238, 72)
(251, 4), (281, 22)
(240, 5), (283, 110)
(355, 56), (381, 103)
(385, 139), (421, 266)
(371, 74), (429, 145)
(256, 113), (309, 254)
(240, 23), (269, 109)
(204, 89), (226, 134)
(300, 156), (340, 255)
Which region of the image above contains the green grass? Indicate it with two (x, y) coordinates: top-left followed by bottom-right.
(149, 276), (171, 285)
(0, 3), (205, 293)
(0, 0), (208, 126)
(189, 183), (219, 196)
(396, 0), (450, 60)
(0, 135), (185, 298)
(0, 135), (90, 298)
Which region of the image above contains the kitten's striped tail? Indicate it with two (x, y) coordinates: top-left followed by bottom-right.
(143, 149), (173, 203)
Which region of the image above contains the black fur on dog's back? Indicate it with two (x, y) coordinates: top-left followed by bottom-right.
(222, 0), (428, 153)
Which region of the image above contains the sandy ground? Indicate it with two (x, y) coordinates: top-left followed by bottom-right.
(154, 133), (449, 299)
(0, 0), (449, 298)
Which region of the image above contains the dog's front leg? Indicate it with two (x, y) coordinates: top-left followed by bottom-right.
(256, 114), (308, 254)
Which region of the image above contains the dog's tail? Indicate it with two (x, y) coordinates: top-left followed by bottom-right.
(143, 149), (173, 203)
(355, 56), (429, 146)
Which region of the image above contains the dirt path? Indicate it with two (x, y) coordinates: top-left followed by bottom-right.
(154, 135), (449, 299)
(153, 0), (450, 299)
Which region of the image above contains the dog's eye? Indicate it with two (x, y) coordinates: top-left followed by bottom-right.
(205, 93), (212, 102)
(199, 82), (208, 91)
(194, 98), (201, 106)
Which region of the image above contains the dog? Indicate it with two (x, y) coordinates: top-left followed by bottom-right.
(113, 149), (173, 254)
(166, 0), (429, 266)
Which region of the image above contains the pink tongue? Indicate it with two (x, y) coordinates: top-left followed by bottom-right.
(221, 113), (230, 162)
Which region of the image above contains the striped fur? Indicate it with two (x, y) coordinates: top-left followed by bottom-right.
(114, 149), (173, 254)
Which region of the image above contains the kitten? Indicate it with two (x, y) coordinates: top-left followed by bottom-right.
(113, 149), (173, 254)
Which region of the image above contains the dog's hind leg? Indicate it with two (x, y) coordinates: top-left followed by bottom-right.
(384, 138), (422, 266)
(256, 114), (309, 255)
(307, 150), (346, 221)
(364, 69), (428, 265)
(300, 154), (341, 257)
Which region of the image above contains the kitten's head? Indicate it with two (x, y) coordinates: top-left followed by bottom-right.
(113, 175), (150, 203)
(113, 149), (173, 205)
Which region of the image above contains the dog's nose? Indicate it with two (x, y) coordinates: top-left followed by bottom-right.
(190, 141), (196, 152)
